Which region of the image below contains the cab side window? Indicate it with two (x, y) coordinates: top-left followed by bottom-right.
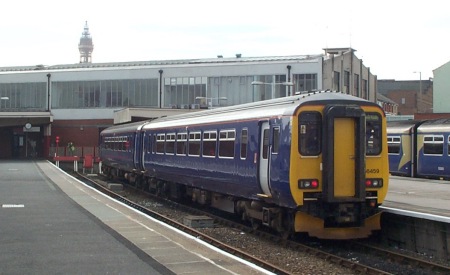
(366, 113), (382, 155)
(299, 112), (322, 156)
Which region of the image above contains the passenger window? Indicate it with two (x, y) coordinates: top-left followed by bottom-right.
(188, 132), (201, 156)
(299, 112), (321, 156)
(423, 135), (444, 155)
(240, 129), (248, 159)
(203, 131), (217, 157)
(262, 129), (269, 159)
(156, 134), (165, 154)
(366, 113), (382, 155)
(151, 134), (156, 154)
(166, 133), (175, 155)
(272, 127), (280, 154)
(176, 133), (187, 155)
(219, 130), (235, 158)
(448, 136), (450, 156)
(387, 136), (401, 154)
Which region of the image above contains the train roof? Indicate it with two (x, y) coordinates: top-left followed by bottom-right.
(387, 120), (424, 134)
(100, 120), (151, 135)
(417, 118), (450, 133)
(143, 91), (381, 130)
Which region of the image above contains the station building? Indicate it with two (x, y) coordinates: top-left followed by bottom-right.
(0, 46), (376, 159)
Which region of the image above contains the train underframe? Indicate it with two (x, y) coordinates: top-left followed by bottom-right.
(103, 166), (381, 239)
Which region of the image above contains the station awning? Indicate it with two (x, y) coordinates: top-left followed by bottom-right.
(0, 112), (53, 127)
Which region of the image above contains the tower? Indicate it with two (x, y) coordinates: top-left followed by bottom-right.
(78, 21), (94, 63)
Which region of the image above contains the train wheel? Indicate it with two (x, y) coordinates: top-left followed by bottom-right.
(250, 218), (261, 230)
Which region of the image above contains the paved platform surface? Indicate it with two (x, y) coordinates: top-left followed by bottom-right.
(382, 175), (450, 222)
(0, 160), (270, 275)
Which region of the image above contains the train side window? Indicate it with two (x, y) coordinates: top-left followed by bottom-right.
(203, 131), (217, 157)
(156, 134), (165, 154)
(219, 130), (235, 158)
(448, 136), (450, 156)
(387, 136), (401, 154)
(299, 112), (322, 156)
(272, 127), (280, 154)
(423, 135), (444, 155)
(366, 113), (382, 155)
(166, 133), (175, 155)
(188, 132), (201, 156)
(262, 129), (269, 159)
(151, 134), (156, 154)
(125, 137), (131, 152)
(176, 133), (187, 155)
(113, 137), (118, 151)
(240, 129), (248, 159)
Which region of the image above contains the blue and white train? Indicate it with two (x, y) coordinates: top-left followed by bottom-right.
(100, 91), (390, 239)
(387, 118), (450, 179)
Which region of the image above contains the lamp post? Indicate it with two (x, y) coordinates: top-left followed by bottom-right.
(413, 71), (422, 113)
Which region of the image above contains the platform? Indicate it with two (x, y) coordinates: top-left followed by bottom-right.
(382, 176), (450, 223)
(0, 160), (270, 274)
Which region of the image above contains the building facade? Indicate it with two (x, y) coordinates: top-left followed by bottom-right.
(377, 79), (433, 115)
(433, 60), (450, 113)
(0, 48), (376, 159)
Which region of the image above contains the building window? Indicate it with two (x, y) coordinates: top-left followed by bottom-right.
(344, 71), (350, 94)
(0, 82), (47, 111)
(333, 71), (340, 91)
(354, 73), (359, 96)
(362, 79), (368, 99)
(164, 77), (207, 108)
(293, 74), (317, 93)
(52, 79), (158, 109)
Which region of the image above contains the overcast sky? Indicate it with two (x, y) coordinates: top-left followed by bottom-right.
(1, 0), (448, 81)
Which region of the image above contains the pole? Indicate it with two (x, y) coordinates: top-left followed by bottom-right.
(158, 70), (163, 108)
(419, 72), (422, 113)
(46, 73), (51, 111)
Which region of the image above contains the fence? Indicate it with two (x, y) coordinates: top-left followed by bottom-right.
(49, 146), (100, 158)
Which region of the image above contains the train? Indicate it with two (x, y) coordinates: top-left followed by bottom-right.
(100, 91), (390, 239)
(387, 118), (450, 179)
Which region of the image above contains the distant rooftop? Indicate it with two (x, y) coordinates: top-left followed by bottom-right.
(0, 54), (323, 73)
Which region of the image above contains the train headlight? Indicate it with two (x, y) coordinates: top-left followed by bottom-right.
(298, 179), (319, 189)
(365, 178), (383, 188)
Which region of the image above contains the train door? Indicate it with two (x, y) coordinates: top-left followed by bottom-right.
(322, 105), (365, 203)
(259, 121), (271, 196)
(133, 132), (140, 169)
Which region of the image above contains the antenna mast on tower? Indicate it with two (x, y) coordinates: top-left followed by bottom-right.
(78, 21), (94, 63)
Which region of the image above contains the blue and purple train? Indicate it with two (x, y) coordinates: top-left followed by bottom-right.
(387, 118), (450, 179)
(100, 91), (390, 239)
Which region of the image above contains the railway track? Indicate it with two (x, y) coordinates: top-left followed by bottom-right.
(74, 172), (450, 275)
